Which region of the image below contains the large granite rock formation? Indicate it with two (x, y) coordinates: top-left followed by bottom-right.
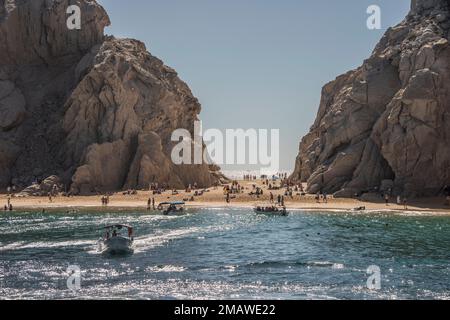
(0, 0), (220, 194)
(291, 0), (450, 197)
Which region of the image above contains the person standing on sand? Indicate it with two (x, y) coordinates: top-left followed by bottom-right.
(152, 198), (155, 210)
(281, 196), (285, 207)
(403, 197), (408, 210)
(323, 193), (328, 204)
(384, 193), (389, 206)
(147, 198), (151, 210)
(103, 195), (109, 206)
(270, 192), (274, 203)
(315, 193), (320, 203)
(397, 195), (401, 205)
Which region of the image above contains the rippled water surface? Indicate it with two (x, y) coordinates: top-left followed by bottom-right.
(0, 208), (449, 299)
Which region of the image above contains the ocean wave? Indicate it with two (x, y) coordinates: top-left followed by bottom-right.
(132, 224), (235, 253)
(145, 265), (186, 273)
(0, 239), (93, 252)
(233, 260), (346, 270)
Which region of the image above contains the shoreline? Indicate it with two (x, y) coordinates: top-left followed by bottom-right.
(2, 180), (450, 216)
(2, 197), (450, 216)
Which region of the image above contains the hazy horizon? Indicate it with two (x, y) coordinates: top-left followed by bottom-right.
(98, 0), (410, 172)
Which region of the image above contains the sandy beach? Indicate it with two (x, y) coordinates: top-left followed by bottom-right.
(2, 180), (450, 215)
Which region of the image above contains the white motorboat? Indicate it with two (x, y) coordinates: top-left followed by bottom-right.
(157, 201), (185, 215)
(100, 224), (134, 255)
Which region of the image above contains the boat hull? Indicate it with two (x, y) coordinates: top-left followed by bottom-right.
(102, 236), (134, 255)
(163, 210), (185, 216)
(253, 209), (289, 216)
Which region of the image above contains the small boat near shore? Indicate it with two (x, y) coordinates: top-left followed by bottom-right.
(100, 224), (134, 255)
(254, 205), (289, 216)
(157, 201), (185, 215)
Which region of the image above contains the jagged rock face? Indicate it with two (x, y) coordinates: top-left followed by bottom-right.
(291, 0), (450, 197)
(0, 0), (219, 194)
(0, 0), (109, 66)
(64, 38), (217, 193)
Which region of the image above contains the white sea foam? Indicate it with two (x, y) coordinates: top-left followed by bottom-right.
(0, 239), (93, 252)
(145, 265), (186, 273)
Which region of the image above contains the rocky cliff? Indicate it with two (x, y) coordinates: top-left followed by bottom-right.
(0, 0), (220, 194)
(291, 0), (450, 197)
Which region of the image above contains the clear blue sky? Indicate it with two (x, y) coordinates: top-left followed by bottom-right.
(98, 0), (410, 171)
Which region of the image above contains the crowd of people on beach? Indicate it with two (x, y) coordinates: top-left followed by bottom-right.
(243, 175), (257, 181)
(276, 194), (285, 207)
(383, 193), (409, 210)
(1, 175), (450, 212)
